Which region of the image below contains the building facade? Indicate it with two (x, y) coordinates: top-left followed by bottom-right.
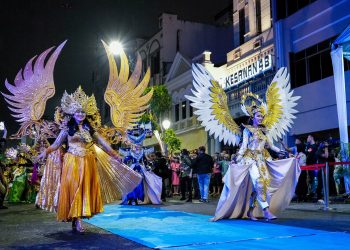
(140, 12), (234, 153)
(273, 0), (350, 142)
(206, 0), (275, 152)
(136, 13), (233, 86)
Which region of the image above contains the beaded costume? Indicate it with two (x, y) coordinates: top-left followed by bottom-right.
(186, 65), (301, 220)
(2, 40), (154, 221)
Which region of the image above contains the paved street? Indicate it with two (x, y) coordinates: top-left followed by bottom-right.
(1, 198), (350, 249)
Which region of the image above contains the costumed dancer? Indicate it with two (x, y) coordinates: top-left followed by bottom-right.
(0, 124), (8, 209)
(186, 65), (301, 221)
(120, 129), (162, 205)
(2, 40), (154, 232)
(5, 145), (35, 203)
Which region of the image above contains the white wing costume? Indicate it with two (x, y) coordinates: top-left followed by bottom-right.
(186, 65), (301, 220)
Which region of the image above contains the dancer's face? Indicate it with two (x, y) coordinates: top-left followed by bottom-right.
(253, 111), (264, 126)
(74, 110), (86, 124)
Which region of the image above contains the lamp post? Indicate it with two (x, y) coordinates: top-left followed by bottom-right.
(162, 119), (171, 130)
(161, 119), (171, 156)
(109, 41), (123, 55)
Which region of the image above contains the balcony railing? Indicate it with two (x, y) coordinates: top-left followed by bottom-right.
(173, 116), (201, 133)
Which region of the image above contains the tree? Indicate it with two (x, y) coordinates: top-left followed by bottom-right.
(140, 85), (172, 130)
(163, 129), (181, 155)
(145, 85), (172, 118)
(140, 85), (181, 155)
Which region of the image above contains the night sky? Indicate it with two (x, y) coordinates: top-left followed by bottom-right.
(0, 0), (231, 138)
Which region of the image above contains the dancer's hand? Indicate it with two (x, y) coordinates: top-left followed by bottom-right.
(35, 151), (47, 163)
(110, 151), (122, 162)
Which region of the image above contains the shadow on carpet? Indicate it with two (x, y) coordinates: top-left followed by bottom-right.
(86, 205), (350, 249)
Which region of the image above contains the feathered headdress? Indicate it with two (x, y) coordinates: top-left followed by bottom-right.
(240, 93), (266, 117)
(60, 86), (98, 115)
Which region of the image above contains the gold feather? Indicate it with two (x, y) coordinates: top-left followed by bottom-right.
(102, 40), (153, 133)
(209, 80), (240, 134)
(262, 81), (283, 129)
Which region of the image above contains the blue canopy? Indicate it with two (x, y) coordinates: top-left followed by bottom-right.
(333, 24), (350, 61)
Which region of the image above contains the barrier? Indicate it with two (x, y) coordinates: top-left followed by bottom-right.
(299, 162), (350, 211)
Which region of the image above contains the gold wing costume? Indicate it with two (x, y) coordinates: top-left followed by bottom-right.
(185, 63), (241, 146)
(2, 41), (152, 221)
(186, 65), (301, 220)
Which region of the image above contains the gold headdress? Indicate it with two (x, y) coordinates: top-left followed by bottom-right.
(240, 93), (266, 117)
(60, 86), (98, 115)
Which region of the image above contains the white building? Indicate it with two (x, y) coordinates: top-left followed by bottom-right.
(139, 12), (234, 153)
(136, 13), (233, 85)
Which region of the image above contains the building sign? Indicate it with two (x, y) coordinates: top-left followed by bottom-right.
(223, 54), (272, 90)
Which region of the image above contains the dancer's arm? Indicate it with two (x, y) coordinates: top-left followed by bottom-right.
(93, 132), (120, 160)
(37, 130), (67, 161)
(236, 129), (249, 163)
(267, 138), (281, 153)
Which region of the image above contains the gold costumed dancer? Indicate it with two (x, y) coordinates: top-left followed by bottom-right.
(2, 40), (154, 232)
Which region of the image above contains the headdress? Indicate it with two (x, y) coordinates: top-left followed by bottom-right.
(60, 86), (98, 115)
(240, 93), (266, 117)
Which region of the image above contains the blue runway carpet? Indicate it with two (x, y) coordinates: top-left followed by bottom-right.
(86, 205), (349, 249)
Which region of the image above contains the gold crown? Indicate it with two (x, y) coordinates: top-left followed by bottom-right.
(241, 93), (266, 117)
(60, 86), (98, 115)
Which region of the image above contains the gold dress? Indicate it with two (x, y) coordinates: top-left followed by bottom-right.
(36, 148), (63, 212)
(42, 128), (142, 221)
(57, 131), (103, 221)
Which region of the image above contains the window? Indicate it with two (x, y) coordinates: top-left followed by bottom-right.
(290, 36), (337, 88)
(256, 0), (262, 34)
(142, 58), (147, 75)
(181, 101), (187, 119)
(276, 0), (317, 20)
(239, 8), (245, 45)
(174, 104), (180, 122)
(189, 101), (194, 117)
(150, 50), (160, 75)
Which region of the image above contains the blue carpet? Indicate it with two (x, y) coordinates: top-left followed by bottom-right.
(86, 205), (350, 249)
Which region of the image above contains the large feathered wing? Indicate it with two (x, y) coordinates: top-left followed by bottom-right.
(101, 40), (153, 134)
(1, 41), (66, 137)
(262, 67), (301, 141)
(185, 64), (241, 146)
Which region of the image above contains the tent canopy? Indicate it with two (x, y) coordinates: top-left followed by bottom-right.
(333, 24), (350, 61)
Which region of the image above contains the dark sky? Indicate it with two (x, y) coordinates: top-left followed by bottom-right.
(0, 0), (231, 137)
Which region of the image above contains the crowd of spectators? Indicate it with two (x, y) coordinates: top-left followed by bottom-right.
(281, 134), (350, 202)
(148, 133), (349, 204)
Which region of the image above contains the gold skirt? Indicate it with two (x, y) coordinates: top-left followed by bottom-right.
(36, 149), (63, 212)
(57, 151), (103, 221)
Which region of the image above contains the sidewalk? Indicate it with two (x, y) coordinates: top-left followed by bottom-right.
(287, 202), (350, 213)
(160, 196), (350, 215)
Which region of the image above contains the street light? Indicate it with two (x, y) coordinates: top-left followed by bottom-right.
(162, 119), (171, 130)
(109, 41), (123, 55)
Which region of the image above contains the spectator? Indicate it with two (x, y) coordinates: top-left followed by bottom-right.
(211, 155), (222, 197)
(170, 156), (181, 195)
(0, 125), (8, 209)
(281, 138), (303, 155)
(316, 141), (337, 199)
(0, 124), (7, 154)
(305, 134), (318, 198)
(192, 146), (214, 203)
(190, 150), (200, 199)
(153, 152), (169, 202)
(179, 149), (192, 202)
(295, 143), (307, 201)
(220, 154), (231, 177)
